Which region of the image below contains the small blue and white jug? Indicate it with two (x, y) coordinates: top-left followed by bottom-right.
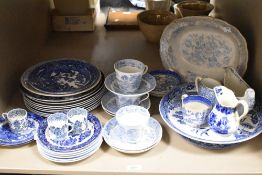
(208, 86), (249, 135)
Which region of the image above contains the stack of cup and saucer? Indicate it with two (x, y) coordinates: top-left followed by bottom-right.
(103, 105), (162, 154)
(102, 59), (156, 116)
(35, 107), (103, 163)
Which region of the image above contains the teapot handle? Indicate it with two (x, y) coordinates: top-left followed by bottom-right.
(194, 76), (202, 93)
(236, 100), (249, 121)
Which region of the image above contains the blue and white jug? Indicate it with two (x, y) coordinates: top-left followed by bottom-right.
(208, 86), (249, 135)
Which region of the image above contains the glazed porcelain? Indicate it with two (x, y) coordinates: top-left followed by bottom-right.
(2, 108), (28, 134)
(149, 70), (182, 97)
(116, 93), (149, 108)
(115, 105), (150, 143)
(103, 117), (162, 154)
(67, 107), (90, 135)
(160, 16), (248, 82)
(181, 94), (212, 127)
(21, 59), (101, 96)
(224, 67), (255, 110)
(47, 113), (73, 141)
(104, 72), (156, 96)
(208, 86), (249, 135)
(195, 76), (221, 105)
(0, 112), (44, 146)
(101, 92), (151, 116)
(159, 83), (262, 146)
(114, 59), (148, 93)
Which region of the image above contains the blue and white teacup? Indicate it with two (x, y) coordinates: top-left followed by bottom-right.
(67, 107), (89, 135)
(195, 76), (222, 106)
(116, 93), (149, 108)
(2, 108), (28, 134)
(116, 105), (150, 143)
(114, 59), (148, 93)
(181, 94), (212, 127)
(47, 113), (73, 141)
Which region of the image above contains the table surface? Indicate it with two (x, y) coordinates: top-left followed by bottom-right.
(0, 8), (262, 175)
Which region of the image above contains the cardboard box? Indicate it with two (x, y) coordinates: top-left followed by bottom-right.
(51, 9), (96, 31)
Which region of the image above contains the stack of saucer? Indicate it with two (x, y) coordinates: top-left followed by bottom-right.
(102, 59), (156, 116)
(35, 112), (102, 163)
(20, 59), (107, 117)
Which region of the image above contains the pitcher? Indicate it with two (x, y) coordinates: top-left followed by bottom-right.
(208, 86), (249, 135)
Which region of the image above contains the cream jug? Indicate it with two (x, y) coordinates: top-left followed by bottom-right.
(208, 86), (249, 135)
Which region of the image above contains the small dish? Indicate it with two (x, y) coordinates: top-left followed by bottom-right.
(104, 72), (156, 97)
(103, 117), (162, 154)
(149, 70), (182, 97)
(101, 92), (151, 116)
(0, 113), (44, 146)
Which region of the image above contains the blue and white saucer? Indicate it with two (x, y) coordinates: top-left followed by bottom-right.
(103, 117), (162, 154)
(36, 112), (102, 152)
(0, 113), (44, 146)
(101, 92), (151, 116)
(149, 70), (182, 97)
(104, 73), (156, 96)
(21, 59), (101, 96)
(159, 83), (262, 146)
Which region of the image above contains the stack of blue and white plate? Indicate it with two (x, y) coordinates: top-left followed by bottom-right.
(35, 112), (102, 163)
(20, 59), (107, 117)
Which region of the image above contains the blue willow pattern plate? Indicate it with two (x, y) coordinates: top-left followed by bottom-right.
(159, 83), (262, 145)
(149, 70), (182, 97)
(36, 112), (102, 152)
(22, 59), (101, 95)
(160, 16), (248, 82)
(0, 113), (44, 146)
(104, 73), (156, 96)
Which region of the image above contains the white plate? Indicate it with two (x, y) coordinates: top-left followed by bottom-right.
(160, 16), (248, 82)
(103, 117), (162, 154)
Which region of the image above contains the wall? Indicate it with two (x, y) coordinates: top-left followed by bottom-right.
(0, 0), (50, 111)
(213, 0), (262, 100)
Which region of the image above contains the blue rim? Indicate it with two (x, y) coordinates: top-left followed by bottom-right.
(0, 112), (44, 146)
(183, 95), (212, 107)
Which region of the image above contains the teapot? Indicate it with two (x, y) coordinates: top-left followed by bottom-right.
(208, 86), (249, 135)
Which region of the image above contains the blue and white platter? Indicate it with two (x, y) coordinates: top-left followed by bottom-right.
(101, 92), (151, 116)
(159, 83), (262, 146)
(103, 117), (162, 154)
(160, 16), (248, 82)
(104, 73), (156, 96)
(21, 59), (101, 96)
(0, 113), (44, 146)
(36, 112), (102, 152)
(149, 70), (182, 97)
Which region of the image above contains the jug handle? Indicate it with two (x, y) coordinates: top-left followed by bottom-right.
(236, 100), (249, 122)
(195, 76), (202, 93)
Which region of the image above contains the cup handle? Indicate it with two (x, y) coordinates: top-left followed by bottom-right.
(181, 94), (188, 107)
(195, 76), (202, 93)
(68, 123), (74, 134)
(0, 113), (8, 125)
(143, 65), (148, 74)
(139, 93), (150, 104)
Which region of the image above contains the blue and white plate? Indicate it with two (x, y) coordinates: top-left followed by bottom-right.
(149, 70), (182, 97)
(101, 92), (151, 116)
(21, 59), (101, 96)
(103, 117), (162, 154)
(104, 73), (156, 96)
(36, 112), (102, 152)
(159, 83), (262, 145)
(160, 16), (248, 82)
(0, 113), (44, 146)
